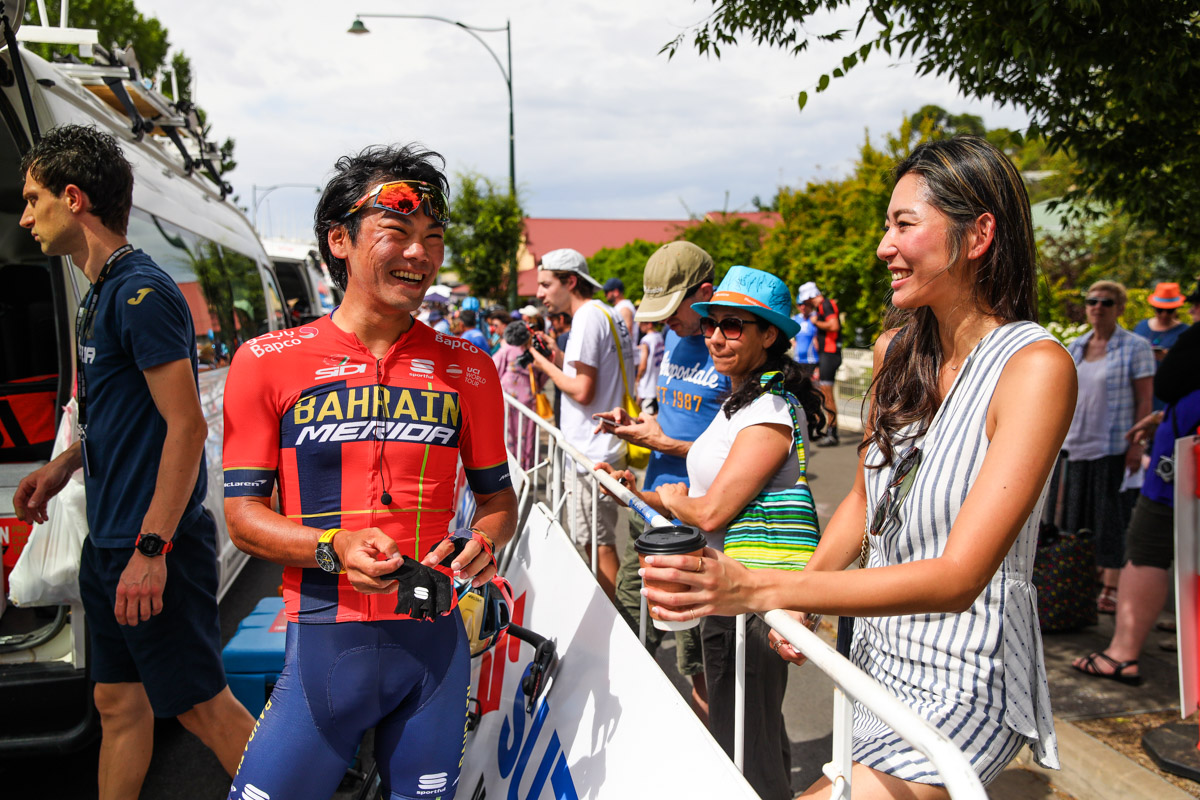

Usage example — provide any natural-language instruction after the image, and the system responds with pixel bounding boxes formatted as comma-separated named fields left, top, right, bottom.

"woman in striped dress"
left=641, top=136, right=1076, bottom=796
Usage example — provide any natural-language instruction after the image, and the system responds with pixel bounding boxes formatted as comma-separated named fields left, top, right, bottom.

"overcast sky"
left=136, top=0, right=1030, bottom=241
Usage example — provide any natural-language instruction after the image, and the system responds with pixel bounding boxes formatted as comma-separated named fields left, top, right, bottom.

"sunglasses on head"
left=870, top=445, right=922, bottom=537
left=699, top=315, right=762, bottom=340
left=1084, top=296, right=1115, bottom=307
left=342, top=180, right=450, bottom=223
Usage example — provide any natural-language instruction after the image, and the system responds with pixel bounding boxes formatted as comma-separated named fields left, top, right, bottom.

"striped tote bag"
left=724, top=373, right=820, bottom=571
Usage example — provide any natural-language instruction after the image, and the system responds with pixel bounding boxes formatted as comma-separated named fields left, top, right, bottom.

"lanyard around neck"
left=75, top=244, right=134, bottom=433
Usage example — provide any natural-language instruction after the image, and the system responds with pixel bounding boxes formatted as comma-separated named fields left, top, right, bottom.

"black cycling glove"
left=382, top=558, right=455, bottom=620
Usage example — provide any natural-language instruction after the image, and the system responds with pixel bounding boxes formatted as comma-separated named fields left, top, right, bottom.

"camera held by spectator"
left=514, top=322, right=553, bottom=368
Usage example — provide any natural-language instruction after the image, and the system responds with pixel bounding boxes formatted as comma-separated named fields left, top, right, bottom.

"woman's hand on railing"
left=768, top=610, right=817, bottom=666
left=640, top=547, right=761, bottom=619
left=656, top=482, right=688, bottom=518
left=594, top=462, right=637, bottom=506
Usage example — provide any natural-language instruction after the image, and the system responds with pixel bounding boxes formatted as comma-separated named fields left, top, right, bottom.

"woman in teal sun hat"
left=602, top=264, right=827, bottom=800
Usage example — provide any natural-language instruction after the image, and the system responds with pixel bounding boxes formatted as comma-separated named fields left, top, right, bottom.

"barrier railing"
left=499, top=394, right=987, bottom=798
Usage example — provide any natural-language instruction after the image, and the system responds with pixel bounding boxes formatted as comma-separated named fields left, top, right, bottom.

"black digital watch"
left=135, top=532, right=173, bottom=557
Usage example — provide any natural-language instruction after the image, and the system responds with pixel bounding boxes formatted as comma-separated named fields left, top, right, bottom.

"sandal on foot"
left=1072, top=651, right=1142, bottom=685
left=1097, top=585, right=1118, bottom=614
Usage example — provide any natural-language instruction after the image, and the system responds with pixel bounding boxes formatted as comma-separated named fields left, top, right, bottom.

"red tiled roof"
left=513, top=213, right=781, bottom=298
left=704, top=211, right=782, bottom=228
left=522, top=218, right=691, bottom=261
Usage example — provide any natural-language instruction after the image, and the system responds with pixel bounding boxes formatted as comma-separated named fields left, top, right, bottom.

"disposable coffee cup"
left=633, top=524, right=707, bottom=631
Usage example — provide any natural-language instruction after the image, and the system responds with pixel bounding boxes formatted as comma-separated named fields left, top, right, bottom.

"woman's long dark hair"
left=864, top=136, right=1038, bottom=467
left=723, top=325, right=826, bottom=442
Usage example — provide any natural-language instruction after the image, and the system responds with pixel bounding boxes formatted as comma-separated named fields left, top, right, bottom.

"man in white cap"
left=793, top=282, right=821, bottom=379
left=529, top=248, right=635, bottom=600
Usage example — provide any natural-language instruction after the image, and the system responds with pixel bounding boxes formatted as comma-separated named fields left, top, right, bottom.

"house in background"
left=514, top=211, right=780, bottom=297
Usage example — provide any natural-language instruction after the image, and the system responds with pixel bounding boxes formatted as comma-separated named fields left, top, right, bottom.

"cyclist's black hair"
left=314, top=144, right=449, bottom=290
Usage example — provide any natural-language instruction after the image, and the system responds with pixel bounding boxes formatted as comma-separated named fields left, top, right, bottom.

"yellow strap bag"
left=597, top=303, right=651, bottom=469
left=529, top=369, right=554, bottom=420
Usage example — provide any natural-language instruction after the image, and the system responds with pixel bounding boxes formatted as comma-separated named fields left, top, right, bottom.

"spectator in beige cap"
left=594, top=240, right=729, bottom=723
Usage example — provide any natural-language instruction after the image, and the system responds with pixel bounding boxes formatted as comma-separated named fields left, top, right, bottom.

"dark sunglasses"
left=699, top=315, right=762, bottom=340
left=341, top=180, right=450, bottom=223
left=869, top=445, right=922, bottom=536
left=1084, top=296, right=1116, bottom=308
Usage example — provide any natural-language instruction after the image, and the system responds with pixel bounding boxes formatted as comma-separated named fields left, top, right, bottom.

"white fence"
left=496, top=394, right=987, bottom=798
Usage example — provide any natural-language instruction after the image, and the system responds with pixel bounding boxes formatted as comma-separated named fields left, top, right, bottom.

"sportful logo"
left=240, top=784, right=270, bottom=800
left=411, top=358, right=435, bottom=375
left=413, top=587, right=430, bottom=600
left=417, top=772, right=449, bottom=795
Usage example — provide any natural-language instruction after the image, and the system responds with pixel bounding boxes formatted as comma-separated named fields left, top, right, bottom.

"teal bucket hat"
left=691, top=265, right=801, bottom=338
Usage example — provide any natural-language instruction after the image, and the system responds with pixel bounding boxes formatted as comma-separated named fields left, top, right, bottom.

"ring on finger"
left=695, top=557, right=704, bottom=573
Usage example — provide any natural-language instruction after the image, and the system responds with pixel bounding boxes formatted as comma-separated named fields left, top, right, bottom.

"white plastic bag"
left=8, top=399, right=89, bottom=607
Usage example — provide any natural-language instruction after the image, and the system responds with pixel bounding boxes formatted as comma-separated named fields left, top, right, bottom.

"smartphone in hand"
left=591, top=413, right=618, bottom=431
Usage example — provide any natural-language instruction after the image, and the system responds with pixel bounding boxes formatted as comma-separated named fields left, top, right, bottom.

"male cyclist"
left=222, top=144, right=516, bottom=800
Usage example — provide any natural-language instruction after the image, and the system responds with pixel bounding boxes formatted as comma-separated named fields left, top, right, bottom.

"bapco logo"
left=411, top=358, right=435, bottom=375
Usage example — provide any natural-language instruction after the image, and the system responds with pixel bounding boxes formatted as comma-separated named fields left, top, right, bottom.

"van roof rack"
left=14, top=6, right=233, bottom=198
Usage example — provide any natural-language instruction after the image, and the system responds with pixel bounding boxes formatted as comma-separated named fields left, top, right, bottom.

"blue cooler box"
left=223, top=596, right=287, bottom=717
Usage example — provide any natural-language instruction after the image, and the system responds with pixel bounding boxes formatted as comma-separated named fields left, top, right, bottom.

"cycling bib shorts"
left=228, top=613, right=470, bottom=800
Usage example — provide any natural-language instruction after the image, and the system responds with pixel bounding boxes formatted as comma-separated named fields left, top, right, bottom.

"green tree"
left=664, top=1, right=1200, bottom=249
left=588, top=240, right=666, bottom=302
left=22, top=0, right=236, bottom=175
left=23, top=0, right=169, bottom=74
left=682, top=216, right=768, bottom=278
left=444, top=173, right=524, bottom=302
left=752, top=120, right=910, bottom=343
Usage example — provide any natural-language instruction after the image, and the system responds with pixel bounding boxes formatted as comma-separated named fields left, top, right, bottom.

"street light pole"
left=349, top=13, right=518, bottom=307
left=252, top=183, right=322, bottom=232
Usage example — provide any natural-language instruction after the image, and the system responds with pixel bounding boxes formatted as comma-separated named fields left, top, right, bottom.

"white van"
left=0, top=16, right=287, bottom=753
left=262, top=237, right=343, bottom=324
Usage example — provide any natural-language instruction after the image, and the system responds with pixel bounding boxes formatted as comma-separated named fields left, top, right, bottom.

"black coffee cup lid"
left=633, top=525, right=706, bottom=555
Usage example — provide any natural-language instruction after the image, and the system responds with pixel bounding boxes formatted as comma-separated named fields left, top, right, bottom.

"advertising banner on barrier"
left=458, top=501, right=756, bottom=799
left=1175, top=434, right=1200, bottom=716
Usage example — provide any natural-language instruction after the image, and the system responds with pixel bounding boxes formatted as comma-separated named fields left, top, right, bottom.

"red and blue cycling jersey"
left=222, top=313, right=510, bottom=624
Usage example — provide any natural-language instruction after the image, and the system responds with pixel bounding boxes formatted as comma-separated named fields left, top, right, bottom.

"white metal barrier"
left=499, top=394, right=987, bottom=798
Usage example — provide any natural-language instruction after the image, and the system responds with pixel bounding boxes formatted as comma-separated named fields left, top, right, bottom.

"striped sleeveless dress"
left=852, top=321, right=1061, bottom=785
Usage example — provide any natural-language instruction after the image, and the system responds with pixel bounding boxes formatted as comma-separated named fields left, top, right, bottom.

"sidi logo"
left=314, top=363, right=368, bottom=380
